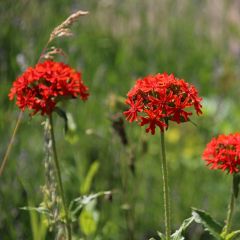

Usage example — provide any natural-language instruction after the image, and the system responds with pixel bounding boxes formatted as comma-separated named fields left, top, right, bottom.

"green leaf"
left=20, top=206, right=50, bottom=216
left=192, top=208, right=223, bottom=239
left=157, top=231, right=166, bottom=240
left=65, top=112, right=77, bottom=131
left=54, top=107, right=68, bottom=133
left=225, top=230, right=240, bottom=240
left=171, top=216, right=194, bottom=240
left=26, top=200, right=48, bottom=240
left=233, top=174, right=240, bottom=199
left=189, top=119, right=198, bottom=127
left=80, top=161, right=100, bottom=195
left=69, top=191, right=111, bottom=221
left=79, top=209, right=97, bottom=236
left=17, top=176, right=47, bottom=240
left=64, top=112, right=80, bottom=144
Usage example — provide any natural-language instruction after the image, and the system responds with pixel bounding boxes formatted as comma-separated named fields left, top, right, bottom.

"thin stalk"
left=48, top=114, right=71, bottom=240
left=160, top=132, right=171, bottom=239
left=224, top=176, right=235, bottom=235
left=0, top=111, right=23, bottom=176
left=0, top=38, right=51, bottom=177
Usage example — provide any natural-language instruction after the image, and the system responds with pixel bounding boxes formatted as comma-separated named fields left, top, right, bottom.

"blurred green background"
left=1, top=0, right=240, bottom=239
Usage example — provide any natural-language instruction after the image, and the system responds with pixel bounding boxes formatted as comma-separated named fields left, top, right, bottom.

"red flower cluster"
left=123, top=73, right=202, bottom=134
left=202, top=133, right=240, bottom=174
left=9, top=60, right=89, bottom=115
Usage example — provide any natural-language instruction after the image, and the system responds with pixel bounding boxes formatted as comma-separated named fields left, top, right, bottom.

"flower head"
left=123, top=73, right=202, bottom=134
left=9, top=60, right=89, bottom=115
left=202, top=133, right=240, bottom=174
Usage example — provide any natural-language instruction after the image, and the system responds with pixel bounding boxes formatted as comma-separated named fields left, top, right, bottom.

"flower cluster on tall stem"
left=8, top=59, right=89, bottom=240
left=1, top=10, right=90, bottom=240
left=123, top=73, right=202, bottom=240
left=202, top=133, right=240, bottom=236
left=124, top=73, right=202, bottom=134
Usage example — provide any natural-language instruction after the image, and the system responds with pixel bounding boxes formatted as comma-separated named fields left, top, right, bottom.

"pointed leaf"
left=54, top=107, right=68, bottom=133
left=225, top=230, right=240, bottom=240
left=189, top=119, right=198, bottom=127
left=79, top=209, right=97, bottom=236
left=171, top=216, right=194, bottom=240
left=20, top=206, right=50, bottom=216
left=80, top=161, right=100, bottom=194
left=26, top=201, right=48, bottom=240
left=69, top=191, right=112, bottom=220
left=157, top=231, right=166, bottom=240
left=233, top=174, right=240, bottom=199
left=192, top=208, right=223, bottom=239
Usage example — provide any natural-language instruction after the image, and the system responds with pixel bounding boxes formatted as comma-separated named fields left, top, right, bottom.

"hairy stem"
left=224, top=176, right=235, bottom=235
left=160, top=132, right=171, bottom=239
left=49, top=114, right=71, bottom=240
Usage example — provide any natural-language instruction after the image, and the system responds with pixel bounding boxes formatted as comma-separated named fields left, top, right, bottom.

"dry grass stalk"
left=49, top=10, right=89, bottom=42
left=43, top=47, right=67, bottom=60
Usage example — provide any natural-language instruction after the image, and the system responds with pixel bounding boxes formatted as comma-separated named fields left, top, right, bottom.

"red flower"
left=9, top=60, right=89, bottom=115
left=124, top=96, right=143, bottom=122
left=202, top=133, right=240, bottom=174
left=140, top=109, right=167, bottom=134
left=123, top=73, right=202, bottom=134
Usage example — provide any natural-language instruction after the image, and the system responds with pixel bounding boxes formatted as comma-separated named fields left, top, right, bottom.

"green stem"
left=160, top=132, right=171, bottom=239
left=224, top=176, right=235, bottom=235
left=49, top=114, right=72, bottom=240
